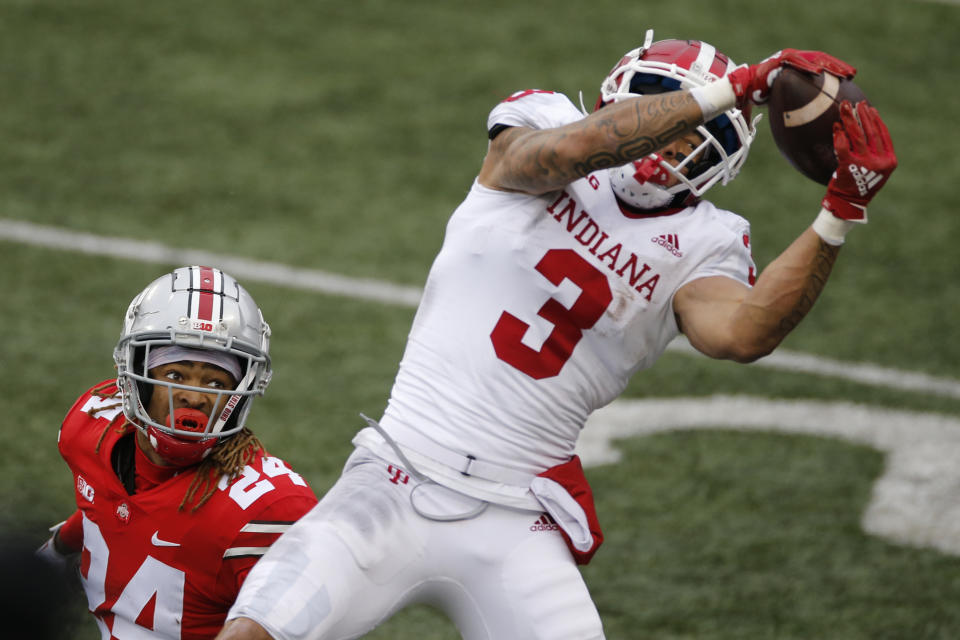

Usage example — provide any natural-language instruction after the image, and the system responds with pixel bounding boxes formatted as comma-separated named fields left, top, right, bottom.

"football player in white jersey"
left=217, top=31, right=896, bottom=640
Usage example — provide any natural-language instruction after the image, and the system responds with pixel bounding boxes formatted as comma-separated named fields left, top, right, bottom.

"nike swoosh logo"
left=151, top=531, right=181, bottom=548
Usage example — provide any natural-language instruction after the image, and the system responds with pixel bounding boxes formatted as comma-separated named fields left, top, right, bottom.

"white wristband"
left=812, top=207, right=856, bottom=246
left=689, top=77, right=736, bottom=121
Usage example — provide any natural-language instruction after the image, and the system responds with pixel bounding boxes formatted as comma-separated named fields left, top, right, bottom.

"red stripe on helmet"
left=643, top=40, right=701, bottom=70
left=196, top=266, right=216, bottom=321
left=708, top=51, right=732, bottom=78
left=644, top=39, right=732, bottom=80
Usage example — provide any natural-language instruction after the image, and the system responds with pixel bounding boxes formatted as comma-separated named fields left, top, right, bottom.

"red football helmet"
left=597, top=30, right=759, bottom=210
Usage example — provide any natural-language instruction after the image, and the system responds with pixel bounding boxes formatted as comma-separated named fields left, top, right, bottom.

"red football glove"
left=821, top=100, right=897, bottom=221
left=727, top=49, right=857, bottom=107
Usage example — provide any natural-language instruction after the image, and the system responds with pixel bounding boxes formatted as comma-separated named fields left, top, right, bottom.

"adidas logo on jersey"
left=651, top=234, right=683, bottom=257
left=530, top=514, right=560, bottom=532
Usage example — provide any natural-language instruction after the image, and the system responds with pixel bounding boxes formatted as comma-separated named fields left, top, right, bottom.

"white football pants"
left=227, top=447, right=605, bottom=640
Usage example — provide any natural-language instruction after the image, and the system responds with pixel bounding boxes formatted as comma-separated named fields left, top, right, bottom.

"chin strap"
left=210, top=365, right=257, bottom=436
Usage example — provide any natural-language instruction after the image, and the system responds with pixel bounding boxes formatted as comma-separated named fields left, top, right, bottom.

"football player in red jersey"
left=217, top=31, right=895, bottom=640
left=37, top=266, right=318, bottom=639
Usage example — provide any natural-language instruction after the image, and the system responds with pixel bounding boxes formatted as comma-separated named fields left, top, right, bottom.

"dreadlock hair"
left=179, top=428, right=264, bottom=512
left=92, top=380, right=130, bottom=452
left=90, top=381, right=265, bottom=513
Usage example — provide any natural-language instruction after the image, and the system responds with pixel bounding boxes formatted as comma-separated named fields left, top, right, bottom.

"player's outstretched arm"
left=478, top=91, right=706, bottom=195
left=478, top=48, right=856, bottom=197
left=674, top=229, right=840, bottom=363
left=674, top=99, right=896, bottom=362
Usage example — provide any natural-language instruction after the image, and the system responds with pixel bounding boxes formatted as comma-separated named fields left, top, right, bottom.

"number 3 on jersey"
left=490, top=248, right=612, bottom=379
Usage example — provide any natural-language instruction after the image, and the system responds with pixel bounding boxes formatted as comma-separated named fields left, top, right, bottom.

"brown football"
left=767, top=67, right=869, bottom=185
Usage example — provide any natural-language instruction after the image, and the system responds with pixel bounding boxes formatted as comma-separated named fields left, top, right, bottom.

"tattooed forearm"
left=493, top=91, right=704, bottom=193
left=574, top=92, right=701, bottom=175
left=777, top=238, right=841, bottom=336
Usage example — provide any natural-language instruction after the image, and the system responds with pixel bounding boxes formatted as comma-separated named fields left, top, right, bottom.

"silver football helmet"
left=113, top=266, right=272, bottom=465
left=597, top=29, right=760, bottom=210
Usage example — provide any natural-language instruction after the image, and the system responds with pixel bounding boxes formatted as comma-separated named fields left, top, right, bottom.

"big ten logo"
left=192, top=320, right=214, bottom=332
left=77, top=475, right=95, bottom=503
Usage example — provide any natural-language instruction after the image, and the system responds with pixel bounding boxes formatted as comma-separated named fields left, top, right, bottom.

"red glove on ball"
left=728, top=49, right=857, bottom=107
left=821, top=100, right=897, bottom=221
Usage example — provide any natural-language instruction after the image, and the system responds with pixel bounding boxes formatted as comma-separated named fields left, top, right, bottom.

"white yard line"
left=0, top=218, right=422, bottom=307
left=579, top=396, right=960, bottom=556
left=667, top=337, right=960, bottom=400
left=3, top=218, right=960, bottom=399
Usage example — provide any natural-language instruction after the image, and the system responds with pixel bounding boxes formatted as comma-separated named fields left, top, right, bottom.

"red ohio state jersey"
left=57, top=381, right=318, bottom=639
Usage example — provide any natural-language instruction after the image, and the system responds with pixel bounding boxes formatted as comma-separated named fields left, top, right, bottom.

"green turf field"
left=2, top=0, right=959, bottom=637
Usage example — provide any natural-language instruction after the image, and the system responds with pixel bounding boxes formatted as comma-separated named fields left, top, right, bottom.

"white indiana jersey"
left=368, top=89, right=755, bottom=505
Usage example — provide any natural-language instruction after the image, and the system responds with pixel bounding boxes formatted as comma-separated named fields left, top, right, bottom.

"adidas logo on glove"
left=849, top=164, right=884, bottom=197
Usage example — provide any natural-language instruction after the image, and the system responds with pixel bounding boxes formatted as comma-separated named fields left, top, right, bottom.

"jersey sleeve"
left=58, top=379, right=123, bottom=460
left=487, top=90, right=585, bottom=134
left=56, top=509, right=84, bottom=552
left=680, top=210, right=757, bottom=289
left=58, top=386, right=98, bottom=455
left=219, top=481, right=318, bottom=594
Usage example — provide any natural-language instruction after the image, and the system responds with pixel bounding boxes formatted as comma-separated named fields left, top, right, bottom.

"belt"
left=362, top=415, right=536, bottom=487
